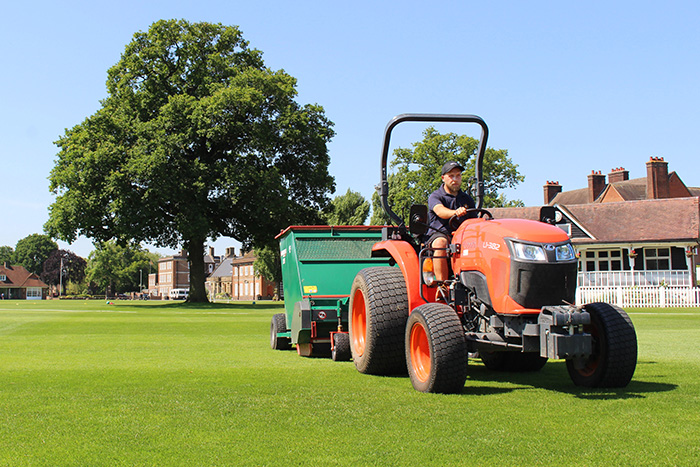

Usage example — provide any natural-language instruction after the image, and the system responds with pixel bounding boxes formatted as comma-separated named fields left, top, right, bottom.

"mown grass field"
left=1, top=300, right=698, bottom=466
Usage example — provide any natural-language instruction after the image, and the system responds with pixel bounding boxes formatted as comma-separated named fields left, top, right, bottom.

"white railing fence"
left=576, top=286, right=700, bottom=308
left=577, top=271, right=691, bottom=287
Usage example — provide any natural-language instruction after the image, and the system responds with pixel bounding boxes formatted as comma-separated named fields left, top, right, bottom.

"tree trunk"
left=186, top=237, right=209, bottom=303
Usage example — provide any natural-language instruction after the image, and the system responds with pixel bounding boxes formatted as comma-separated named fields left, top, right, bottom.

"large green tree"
left=321, top=189, right=370, bottom=225
left=370, top=127, right=524, bottom=225
left=86, top=241, right=159, bottom=296
left=14, top=234, right=58, bottom=275
left=0, top=246, right=13, bottom=265
left=46, top=20, right=335, bottom=302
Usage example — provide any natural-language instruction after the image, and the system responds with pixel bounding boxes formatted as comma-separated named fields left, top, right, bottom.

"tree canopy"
left=370, top=127, right=524, bottom=225
left=13, top=234, right=58, bottom=275
left=0, top=246, right=13, bottom=265
left=46, top=20, right=335, bottom=302
left=321, top=189, right=370, bottom=226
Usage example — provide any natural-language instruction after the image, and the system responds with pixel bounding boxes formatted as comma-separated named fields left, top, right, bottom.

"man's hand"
left=434, top=203, right=469, bottom=220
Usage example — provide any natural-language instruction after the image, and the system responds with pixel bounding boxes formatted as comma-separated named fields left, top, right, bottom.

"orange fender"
left=371, top=240, right=433, bottom=313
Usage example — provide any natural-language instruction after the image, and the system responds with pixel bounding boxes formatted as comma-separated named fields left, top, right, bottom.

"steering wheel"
left=448, top=208, right=493, bottom=230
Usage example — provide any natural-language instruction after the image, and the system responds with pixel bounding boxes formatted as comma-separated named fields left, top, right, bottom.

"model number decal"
left=483, top=241, right=501, bottom=251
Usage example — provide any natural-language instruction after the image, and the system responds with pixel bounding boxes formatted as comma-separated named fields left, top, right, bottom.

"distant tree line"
left=1, top=234, right=159, bottom=297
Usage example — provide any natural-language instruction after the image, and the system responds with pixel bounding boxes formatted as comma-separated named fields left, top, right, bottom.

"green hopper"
left=271, top=225, right=393, bottom=360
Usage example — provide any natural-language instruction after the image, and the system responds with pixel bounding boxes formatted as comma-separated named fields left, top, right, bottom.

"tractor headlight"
left=555, top=243, right=576, bottom=261
left=511, top=241, right=546, bottom=262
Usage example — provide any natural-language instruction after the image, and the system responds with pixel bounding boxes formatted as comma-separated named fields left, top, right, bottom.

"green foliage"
left=322, top=188, right=370, bottom=225
left=370, top=127, right=524, bottom=225
left=13, top=234, right=58, bottom=275
left=0, top=303, right=698, bottom=465
left=46, top=19, right=335, bottom=302
left=85, top=241, right=159, bottom=294
left=0, top=245, right=13, bottom=264
left=253, top=245, right=282, bottom=284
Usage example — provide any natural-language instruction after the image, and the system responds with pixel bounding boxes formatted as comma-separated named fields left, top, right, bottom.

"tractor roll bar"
left=379, top=113, right=489, bottom=227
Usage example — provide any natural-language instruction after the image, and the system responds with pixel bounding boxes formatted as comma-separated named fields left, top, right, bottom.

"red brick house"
left=494, top=157, right=700, bottom=289
left=231, top=251, right=276, bottom=301
left=0, top=263, right=49, bottom=299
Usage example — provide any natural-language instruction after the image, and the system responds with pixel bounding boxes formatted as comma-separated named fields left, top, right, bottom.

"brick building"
left=231, top=251, right=276, bottom=300
left=495, top=157, right=700, bottom=287
left=0, top=263, right=49, bottom=299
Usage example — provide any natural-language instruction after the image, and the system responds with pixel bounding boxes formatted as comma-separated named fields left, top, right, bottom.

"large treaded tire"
left=270, top=313, right=291, bottom=350
left=406, top=303, right=468, bottom=394
left=566, top=302, right=637, bottom=388
left=349, top=267, right=409, bottom=375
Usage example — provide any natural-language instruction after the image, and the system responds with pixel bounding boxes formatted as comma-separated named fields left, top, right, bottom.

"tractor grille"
left=509, top=260, right=577, bottom=309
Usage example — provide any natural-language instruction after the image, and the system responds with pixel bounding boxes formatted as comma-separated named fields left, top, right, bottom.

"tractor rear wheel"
left=349, top=267, right=408, bottom=375
left=566, top=302, right=637, bottom=388
left=405, top=303, right=468, bottom=394
left=270, top=313, right=291, bottom=350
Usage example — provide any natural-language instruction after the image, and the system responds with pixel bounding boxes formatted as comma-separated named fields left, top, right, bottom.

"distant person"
left=427, top=161, right=476, bottom=283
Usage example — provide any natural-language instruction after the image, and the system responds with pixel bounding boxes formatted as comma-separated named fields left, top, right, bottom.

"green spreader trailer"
left=271, top=225, right=393, bottom=360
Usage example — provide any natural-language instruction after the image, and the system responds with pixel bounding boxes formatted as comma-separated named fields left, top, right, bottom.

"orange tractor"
left=347, top=114, right=637, bottom=393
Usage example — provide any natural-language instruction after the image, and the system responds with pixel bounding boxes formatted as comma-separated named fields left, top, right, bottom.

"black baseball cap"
left=441, top=161, right=464, bottom=175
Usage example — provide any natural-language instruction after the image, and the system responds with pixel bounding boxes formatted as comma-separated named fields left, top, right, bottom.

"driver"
left=427, top=161, right=476, bottom=282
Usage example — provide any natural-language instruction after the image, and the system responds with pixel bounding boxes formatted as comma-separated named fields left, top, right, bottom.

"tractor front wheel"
left=566, top=302, right=637, bottom=388
left=349, top=267, right=408, bottom=375
left=405, top=303, right=467, bottom=393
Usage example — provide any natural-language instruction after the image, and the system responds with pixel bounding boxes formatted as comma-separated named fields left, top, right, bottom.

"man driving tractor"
left=427, top=161, right=476, bottom=283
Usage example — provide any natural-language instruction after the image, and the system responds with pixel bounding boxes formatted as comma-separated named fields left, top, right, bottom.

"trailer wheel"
left=349, top=267, right=408, bottom=375
left=405, top=303, right=467, bottom=394
left=332, top=333, right=351, bottom=361
left=270, top=313, right=291, bottom=350
left=566, top=302, right=637, bottom=388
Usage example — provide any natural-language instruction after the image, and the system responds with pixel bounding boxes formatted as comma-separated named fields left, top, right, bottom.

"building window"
left=645, top=248, right=670, bottom=270
left=584, top=250, right=623, bottom=272
left=26, top=287, right=42, bottom=298
left=0, top=274, right=6, bottom=281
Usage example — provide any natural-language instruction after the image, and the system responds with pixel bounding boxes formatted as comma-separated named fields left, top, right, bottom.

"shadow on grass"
left=459, top=359, right=677, bottom=399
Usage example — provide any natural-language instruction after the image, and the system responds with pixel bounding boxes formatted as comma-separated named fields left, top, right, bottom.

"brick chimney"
left=608, top=167, right=629, bottom=184
left=646, top=156, right=670, bottom=199
left=587, top=170, right=606, bottom=203
left=543, top=181, right=562, bottom=204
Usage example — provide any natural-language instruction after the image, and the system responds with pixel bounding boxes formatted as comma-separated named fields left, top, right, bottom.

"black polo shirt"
left=427, top=185, right=476, bottom=235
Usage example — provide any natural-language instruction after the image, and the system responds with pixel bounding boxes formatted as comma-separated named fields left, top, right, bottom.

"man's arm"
left=433, top=203, right=468, bottom=219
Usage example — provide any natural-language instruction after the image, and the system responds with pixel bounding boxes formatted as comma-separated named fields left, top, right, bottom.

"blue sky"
left=1, top=1, right=698, bottom=258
